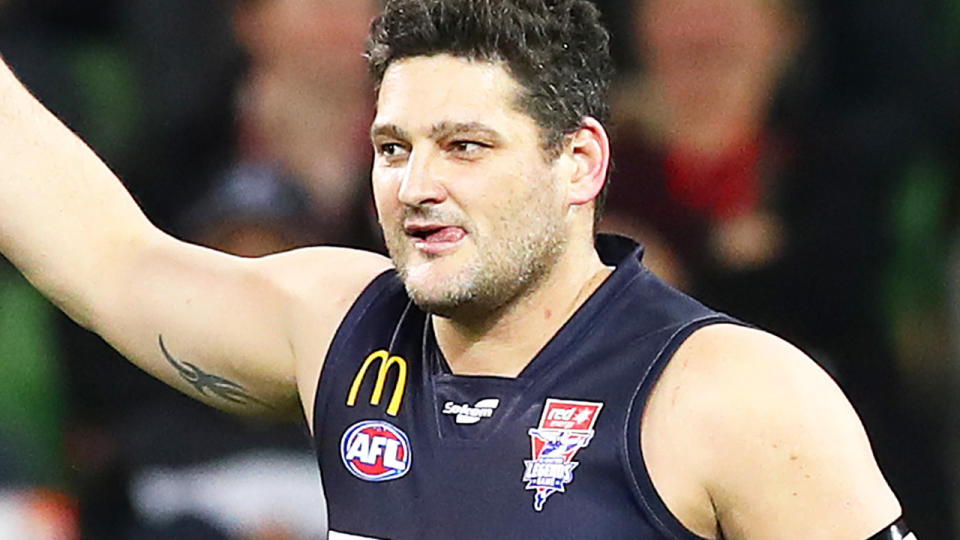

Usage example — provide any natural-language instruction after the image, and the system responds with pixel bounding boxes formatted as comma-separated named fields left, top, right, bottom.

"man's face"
left=234, top=0, right=377, bottom=84
left=639, top=0, right=793, bottom=116
left=371, top=55, right=569, bottom=318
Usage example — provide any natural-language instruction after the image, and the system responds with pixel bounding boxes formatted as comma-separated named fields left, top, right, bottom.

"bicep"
left=84, top=236, right=390, bottom=419
left=696, top=328, right=901, bottom=539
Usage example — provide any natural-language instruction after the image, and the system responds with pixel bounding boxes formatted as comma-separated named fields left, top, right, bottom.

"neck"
left=432, top=238, right=612, bottom=377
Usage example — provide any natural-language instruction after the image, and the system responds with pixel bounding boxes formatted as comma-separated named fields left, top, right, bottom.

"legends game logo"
left=522, top=398, right=603, bottom=511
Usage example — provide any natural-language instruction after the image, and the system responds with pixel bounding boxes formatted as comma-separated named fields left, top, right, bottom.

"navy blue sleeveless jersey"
left=313, top=236, right=737, bottom=539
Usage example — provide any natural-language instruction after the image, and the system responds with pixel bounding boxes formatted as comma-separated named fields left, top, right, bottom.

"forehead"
left=641, top=0, right=788, bottom=24
left=373, top=55, right=536, bottom=136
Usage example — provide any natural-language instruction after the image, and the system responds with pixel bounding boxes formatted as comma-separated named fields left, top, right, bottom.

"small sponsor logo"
left=340, top=420, right=411, bottom=482
left=441, top=398, right=500, bottom=425
left=523, top=398, right=603, bottom=511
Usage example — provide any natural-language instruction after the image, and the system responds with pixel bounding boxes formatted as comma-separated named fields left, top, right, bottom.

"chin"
left=401, top=273, right=473, bottom=314
left=407, top=295, right=470, bottom=319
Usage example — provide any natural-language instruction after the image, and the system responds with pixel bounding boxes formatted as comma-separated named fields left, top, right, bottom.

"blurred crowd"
left=0, top=0, right=957, bottom=538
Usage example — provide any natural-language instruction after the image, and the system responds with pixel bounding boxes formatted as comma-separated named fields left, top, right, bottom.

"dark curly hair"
left=366, top=0, right=615, bottom=218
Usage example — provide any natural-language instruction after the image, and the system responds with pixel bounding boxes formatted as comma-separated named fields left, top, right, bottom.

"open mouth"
left=405, top=224, right=467, bottom=247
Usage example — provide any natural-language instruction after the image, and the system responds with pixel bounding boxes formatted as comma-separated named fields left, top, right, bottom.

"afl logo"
left=340, top=420, right=412, bottom=482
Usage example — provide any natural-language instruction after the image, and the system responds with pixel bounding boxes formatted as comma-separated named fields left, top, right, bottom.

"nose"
left=397, top=148, right=446, bottom=207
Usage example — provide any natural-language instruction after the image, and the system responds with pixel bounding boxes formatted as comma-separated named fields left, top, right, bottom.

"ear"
left=562, top=117, right=610, bottom=207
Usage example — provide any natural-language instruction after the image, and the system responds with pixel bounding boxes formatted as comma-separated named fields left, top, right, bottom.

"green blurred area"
left=0, top=269, right=65, bottom=487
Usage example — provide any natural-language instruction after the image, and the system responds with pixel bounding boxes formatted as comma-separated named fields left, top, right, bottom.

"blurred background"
left=0, top=0, right=956, bottom=538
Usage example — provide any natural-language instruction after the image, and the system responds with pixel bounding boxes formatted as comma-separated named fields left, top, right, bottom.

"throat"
left=433, top=264, right=614, bottom=378
left=440, top=342, right=532, bottom=378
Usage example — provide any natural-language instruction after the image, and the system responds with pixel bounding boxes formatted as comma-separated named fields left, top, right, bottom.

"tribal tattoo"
left=158, top=335, right=272, bottom=409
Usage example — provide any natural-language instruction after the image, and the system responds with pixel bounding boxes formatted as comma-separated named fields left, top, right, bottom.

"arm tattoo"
left=158, top=335, right=272, bottom=409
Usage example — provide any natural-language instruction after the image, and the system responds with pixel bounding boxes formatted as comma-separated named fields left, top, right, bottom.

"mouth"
left=404, top=223, right=467, bottom=254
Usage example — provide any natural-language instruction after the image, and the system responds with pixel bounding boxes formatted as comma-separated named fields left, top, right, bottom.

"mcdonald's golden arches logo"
left=347, top=350, right=408, bottom=416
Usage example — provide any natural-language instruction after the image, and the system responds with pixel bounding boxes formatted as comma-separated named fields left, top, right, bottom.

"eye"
left=449, top=140, right=488, bottom=155
left=375, top=141, right=410, bottom=164
left=378, top=142, right=404, bottom=156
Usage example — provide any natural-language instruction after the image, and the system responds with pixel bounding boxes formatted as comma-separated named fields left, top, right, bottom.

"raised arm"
left=0, top=58, right=391, bottom=422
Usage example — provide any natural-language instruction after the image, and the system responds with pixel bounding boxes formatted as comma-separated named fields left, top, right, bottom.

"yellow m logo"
left=346, top=350, right=408, bottom=416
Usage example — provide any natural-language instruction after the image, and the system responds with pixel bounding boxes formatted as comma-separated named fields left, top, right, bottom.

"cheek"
left=495, top=170, right=562, bottom=220
left=371, top=168, right=401, bottom=218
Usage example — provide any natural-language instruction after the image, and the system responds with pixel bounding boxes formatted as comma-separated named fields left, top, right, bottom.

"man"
left=0, top=0, right=910, bottom=538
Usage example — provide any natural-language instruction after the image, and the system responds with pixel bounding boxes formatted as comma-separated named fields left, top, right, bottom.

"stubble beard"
left=386, top=209, right=568, bottom=321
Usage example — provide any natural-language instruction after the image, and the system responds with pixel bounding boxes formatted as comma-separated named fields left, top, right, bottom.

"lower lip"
left=411, top=228, right=466, bottom=255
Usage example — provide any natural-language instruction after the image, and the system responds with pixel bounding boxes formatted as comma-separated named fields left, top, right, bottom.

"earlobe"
left=566, top=117, right=610, bottom=206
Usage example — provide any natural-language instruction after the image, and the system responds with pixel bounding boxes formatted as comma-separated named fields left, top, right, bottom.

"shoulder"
left=643, top=324, right=901, bottom=539
left=251, top=246, right=394, bottom=429
left=660, top=324, right=863, bottom=445
left=255, top=246, right=394, bottom=306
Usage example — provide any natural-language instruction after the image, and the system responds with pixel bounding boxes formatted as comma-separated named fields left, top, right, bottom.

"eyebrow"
left=428, top=121, right=502, bottom=143
left=370, top=123, right=410, bottom=142
left=370, top=121, right=502, bottom=143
